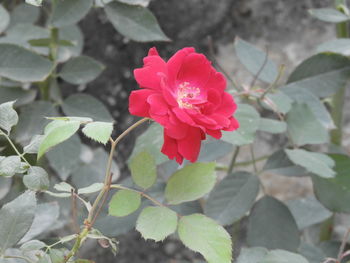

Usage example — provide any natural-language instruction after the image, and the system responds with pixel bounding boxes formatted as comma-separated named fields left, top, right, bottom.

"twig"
left=226, top=147, right=240, bottom=176
left=337, top=228, right=350, bottom=262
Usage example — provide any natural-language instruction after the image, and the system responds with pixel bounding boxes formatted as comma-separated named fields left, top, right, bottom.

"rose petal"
left=128, top=89, right=154, bottom=117
left=162, top=131, right=183, bottom=164
left=177, top=127, right=203, bottom=163
left=134, top=55, right=166, bottom=90
left=207, top=129, right=222, bottom=139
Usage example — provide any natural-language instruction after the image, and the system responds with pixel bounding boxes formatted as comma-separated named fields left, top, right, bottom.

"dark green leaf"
left=23, top=166, right=49, bottom=191
left=258, top=118, right=286, bottom=134
left=236, top=247, right=268, bottom=263
left=105, top=1, right=170, bottom=42
left=0, top=5, right=9, bottom=34
left=0, top=87, right=36, bottom=107
left=260, top=249, right=309, bottom=263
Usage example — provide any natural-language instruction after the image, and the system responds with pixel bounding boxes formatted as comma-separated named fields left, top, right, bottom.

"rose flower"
left=129, top=47, right=239, bottom=164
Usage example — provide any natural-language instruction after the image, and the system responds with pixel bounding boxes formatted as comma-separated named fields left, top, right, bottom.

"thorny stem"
left=0, top=130, right=31, bottom=166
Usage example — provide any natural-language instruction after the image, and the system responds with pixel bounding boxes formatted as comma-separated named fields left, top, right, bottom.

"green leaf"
left=258, top=118, right=287, bottom=134
left=23, top=166, right=49, bottom=191
left=309, top=8, right=350, bottom=23
left=10, top=3, right=40, bottom=27
left=286, top=103, right=328, bottom=146
left=247, top=196, right=300, bottom=251
left=284, top=87, right=335, bottom=129
left=262, top=91, right=292, bottom=114
left=20, top=202, right=59, bottom=243
left=23, top=135, right=44, bottom=154
left=78, top=183, right=104, bottom=195
left=38, top=120, right=80, bottom=160
left=25, top=0, right=43, bottom=7
left=50, top=0, right=93, bottom=28
left=136, top=206, right=177, bottom=242
left=286, top=196, right=332, bottom=230
left=57, top=25, right=84, bottom=62
left=285, top=53, right=350, bottom=97
left=221, top=104, right=260, bottom=146
left=0, top=191, right=36, bottom=253
left=0, top=44, right=53, bottom=82
left=128, top=123, right=168, bottom=165
left=28, top=38, right=75, bottom=47
left=235, top=37, right=278, bottom=83
left=62, top=94, right=113, bottom=122
left=260, top=249, right=309, bottom=263
left=117, top=0, right=150, bottom=6
left=236, top=247, right=268, bottom=263
left=205, top=171, right=259, bottom=226
left=20, top=239, right=46, bottom=251
left=312, top=154, right=350, bottom=212
left=0, top=5, right=10, bottom=34
left=0, top=156, right=21, bottom=177
left=87, top=229, right=117, bottom=255
left=105, top=1, right=170, bottom=42
left=316, top=38, right=350, bottom=56
left=130, top=151, right=157, bottom=190
left=298, top=242, right=326, bottom=263
left=109, top=189, right=141, bottom=217
left=165, top=162, right=216, bottom=205
left=0, top=101, right=18, bottom=134
left=178, top=213, right=232, bottom=263
left=285, top=149, right=335, bottom=178
left=60, top=56, right=105, bottom=85
left=54, top=182, right=74, bottom=192
left=82, top=121, right=113, bottom=145
left=46, top=135, right=82, bottom=181
left=0, top=86, right=36, bottom=107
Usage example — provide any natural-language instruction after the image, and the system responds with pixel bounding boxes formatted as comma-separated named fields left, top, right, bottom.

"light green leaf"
left=129, top=123, right=167, bottom=165
left=0, top=44, right=53, bottom=82
left=136, top=206, right=177, bottom=242
left=285, top=53, right=350, bottom=97
left=23, top=135, right=44, bottom=154
left=38, top=120, right=80, bottom=160
left=262, top=91, right=292, bottom=114
left=258, top=118, right=287, bottom=134
left=82, top=121, right=113, bottom=145
left=117, top=0, right=150, bottom=6
left=23, top=166, right=49, bottom=191
left=178, top=214, right=232, bottom=263
left=10, top=3, right=40, bottom=27
left=78, top=183, right=104, bottom=195
left=0, top=191, right=36, bottom=254
left=26, top=0, right=43, bottom=7
left=20, top=239, right=46, bottom=252
left=316, top=38, right=350, bottom=56
left=235, top=37, right=278, bottom=83
left=0, top=156, right=21, bottom=177
left=0, top=101, right=18, bottom=134
left=46, top=135, right=82, bottom=181
left=60, top=56, right=105, bottom=85
left=109, top=189, right=141, bottom=217
left=309, top=8, right=350, bottom=23
left=260, top=249, right=309, bottom=263
left=247, top=196, right=300, bottom=251
left=236, top=247, right=268, bottom=263
left=165, top=162, right=216, bottom=205
left=204, top=171, right=259, bottom=226
left=0, top=5, right=10, bottom=34
left=54, top=182, right=74, bottom=192
left=105, top=1, right=170, bottom=42
left=28, top=38, right=75, bottom=47
left=221, top=104, right=260, bottom=146
left=50, top=0, right=93, bottom=28
left=286, top=103, right=328, bottom=146
left=285, top=149, right=335, bottom=178
left=130, top=151, right=157, bottom=190
left=62, top=94, right=113, bottom=122
left=286, top=196, right=332, bottom=230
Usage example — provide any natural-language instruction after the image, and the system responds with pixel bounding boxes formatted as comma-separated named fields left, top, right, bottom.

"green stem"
left=226, top=147, right=240, bottom=176
left=0, top=130, right=31, bottom=166
left=114, top=118, right=150, bottom=145
left=330, top=1, right=349, bottom=146
left=63, top=227, right=89, bottom=263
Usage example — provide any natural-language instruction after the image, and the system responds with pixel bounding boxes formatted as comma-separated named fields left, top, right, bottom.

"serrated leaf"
left=235, top=37, right=278, bottom=83
left=62, top=94, right=113, bottom=122
left=165, top=162, right=216, bottom=205
left=0, top=5, right=10, bottom=34
left=105, top=1, right=170, bottom=42
left=0, top=101, right=18, bottom=134
left=50, top=0, right=93, bottom=28
left=109, top=189, right=141, bottom=217
left=130, top=151, right=157, bottom=189
left=0, top=191, right=36, bottom=253
left=260, top=249, right=309, bottom=263
left=60, top=56, right=104, bottom=85
left=0, top=44, right=53, bottom=82
left=204, top=171, right=259, bottom=226
left=78, top=183, right=104, bottom=195
left=38, top=120, right=80, bottom=160
left=23, top=166, right=50, bottom=191
left=82, top=121, right=113, bottom=145
left=0, top=156, right=21, bottom=177
left=247, top=196, right=300, bottom=251
left=309, top=8, right=350, bottom=23
left=136, top=206, right=177, bottom=242
left=178, top=213, right=232, bottom=263
left=23, top=135, right=44, bottom=154
left=285, top=149, right=335, bottom=178
left=258, top=118, right=287, bottom=134
left=221, top=104, right=260, bottom=146
left=286, top=103, right=328, bottom=146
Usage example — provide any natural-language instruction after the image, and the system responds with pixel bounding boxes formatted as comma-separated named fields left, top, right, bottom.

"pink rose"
left=129, top=47, right=239, bottom=164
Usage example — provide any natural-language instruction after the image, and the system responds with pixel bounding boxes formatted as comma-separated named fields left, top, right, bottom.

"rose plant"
left=1, top=0, right=350, bottom=263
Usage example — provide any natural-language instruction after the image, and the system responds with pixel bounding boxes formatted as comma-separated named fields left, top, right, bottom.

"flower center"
left=177, top=82, right=200, bottom=109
